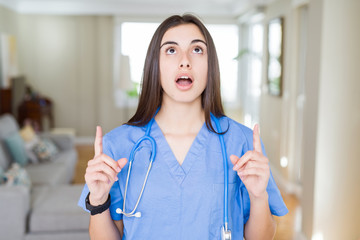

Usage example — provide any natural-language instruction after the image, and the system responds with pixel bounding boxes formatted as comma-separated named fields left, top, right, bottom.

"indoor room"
left=0, top=0, right=359, bottom=239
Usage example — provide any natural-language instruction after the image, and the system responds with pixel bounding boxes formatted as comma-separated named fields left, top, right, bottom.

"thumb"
left=230, top=155, right=239, bottom=165
left=117, top=158, right=128, bottom=169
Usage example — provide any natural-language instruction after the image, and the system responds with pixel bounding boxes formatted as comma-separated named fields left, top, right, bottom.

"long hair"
left=127, top=14, right=225, bottom=133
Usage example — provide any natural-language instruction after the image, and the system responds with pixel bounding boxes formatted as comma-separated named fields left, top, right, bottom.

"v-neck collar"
left=151, top=120, right=209, bottom=186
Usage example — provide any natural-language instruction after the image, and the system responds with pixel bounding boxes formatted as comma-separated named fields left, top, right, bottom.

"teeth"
left=179, top=76, right=189, bottom=79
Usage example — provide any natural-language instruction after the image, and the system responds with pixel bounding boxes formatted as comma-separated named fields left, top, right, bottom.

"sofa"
left=0, top=113, right=89, bottom=240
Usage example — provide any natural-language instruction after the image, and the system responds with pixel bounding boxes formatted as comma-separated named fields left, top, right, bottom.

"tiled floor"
left=73, top=145, right=299, bottom=239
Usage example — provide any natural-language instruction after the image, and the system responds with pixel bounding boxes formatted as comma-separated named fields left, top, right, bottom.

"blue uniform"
left=78, top=116, right=288, bottom=239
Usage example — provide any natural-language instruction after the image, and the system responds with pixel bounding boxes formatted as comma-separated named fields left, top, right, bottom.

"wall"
left=16, top=14, right=125, bottom=137
left=0, top=6, right=17, bottom=35
left=259, top=1, right=360, bottom=238
left=301, top=0, right=322, bottom=237
left=260, top=0, right=294, bottom=185
left=301, top=0, right=360, bottom=239
left=0, top=6, right=19, bottom=89
left=311, top=0, right=360, bottom=238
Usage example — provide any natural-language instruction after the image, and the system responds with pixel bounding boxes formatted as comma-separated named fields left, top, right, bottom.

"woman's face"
left=159, top=23, right=208, bottom=106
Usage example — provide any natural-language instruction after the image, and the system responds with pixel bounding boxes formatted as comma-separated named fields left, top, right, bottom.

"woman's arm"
left=89, top=210, right=122, bottom=239
left=114, top=220, right=124, bottom=238
left=85, top=126, right=127, bottom=239
left=243, top=193, right=276, bottom=239
left=230, top=124, right=276, bottom=239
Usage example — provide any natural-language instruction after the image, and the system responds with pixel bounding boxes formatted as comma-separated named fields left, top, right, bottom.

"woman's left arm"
left=230, top=124, right=276, bottom=240
left=242, top=193, right=276, bottom=239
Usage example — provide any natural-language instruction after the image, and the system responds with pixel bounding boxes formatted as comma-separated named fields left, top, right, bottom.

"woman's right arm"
left=89, top=211, right=123, bottom=239
left=85, top=126, right=127, bottom=239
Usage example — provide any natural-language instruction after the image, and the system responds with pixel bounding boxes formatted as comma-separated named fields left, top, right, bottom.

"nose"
left=179, top=54, right=191, bottom=69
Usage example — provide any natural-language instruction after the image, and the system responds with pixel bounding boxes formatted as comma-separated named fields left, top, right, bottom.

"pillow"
left=4, top=163, right=31, bottom=187
left=4, top=132, right=28, bottom=167
left=20, top=125, right=40, bottom=164
left=24, top=135, right=40, bottom=164
left=32, top=138, right=59, bottom=162
left=19, top=124, right=37, bottom=142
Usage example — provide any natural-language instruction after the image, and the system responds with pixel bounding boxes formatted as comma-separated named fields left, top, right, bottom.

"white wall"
left=0, top=6, right=17, bottom=35
left=0, top=6, right=19, bottom=89
left=257, top=0, right=360, bottom=238
left=260, top=0, right=295, bottom=185
left=1, top=8, right=132, bottom=137
left=302, top=0, right=360, bottom=239
left=312, top=0, right=360, bottom=238
left=16, top=14, right=125, bottom=137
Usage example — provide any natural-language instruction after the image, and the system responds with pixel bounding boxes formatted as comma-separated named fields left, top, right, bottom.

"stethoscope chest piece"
left=221, top=226, right=232, bottom=240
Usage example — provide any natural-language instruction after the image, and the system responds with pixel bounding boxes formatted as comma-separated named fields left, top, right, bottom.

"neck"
left=155, top=100, right=204, bottom=134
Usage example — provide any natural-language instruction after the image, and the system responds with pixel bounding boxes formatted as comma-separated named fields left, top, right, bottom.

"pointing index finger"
left=94, top=126, right=103, bottom=157
left=253, top=124, right=262, bottom=153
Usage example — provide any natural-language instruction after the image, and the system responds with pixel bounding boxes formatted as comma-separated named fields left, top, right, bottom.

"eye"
left=193, top=47, right=203, bottom=54
left=166, top=47, right=176, bottom=55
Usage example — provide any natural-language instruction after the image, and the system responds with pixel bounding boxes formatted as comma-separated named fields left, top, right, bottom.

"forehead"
left=161, top=23, right=205, bottom=43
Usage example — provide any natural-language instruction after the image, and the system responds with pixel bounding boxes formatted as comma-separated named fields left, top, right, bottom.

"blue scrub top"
left=78, top=116, right=288, bottom=239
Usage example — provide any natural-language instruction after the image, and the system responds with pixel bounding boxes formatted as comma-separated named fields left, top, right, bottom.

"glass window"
left=121, top=22, right=159, bottom=84
left=207, top=24, right=239, bottom=103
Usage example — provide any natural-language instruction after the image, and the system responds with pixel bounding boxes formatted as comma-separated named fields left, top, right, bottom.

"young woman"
left=78, top=14, right=288, bottom=239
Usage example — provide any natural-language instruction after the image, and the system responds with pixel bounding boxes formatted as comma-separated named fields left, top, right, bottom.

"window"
left=240, top=22, right=264, bottom=128
left=121, top=22, right=159, bottom=84
left=207, top=24, right=238, bottom=103
left=113, top=21, right=159, bottom=107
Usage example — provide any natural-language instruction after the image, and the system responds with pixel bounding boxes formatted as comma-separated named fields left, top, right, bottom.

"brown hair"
left=127, top=14, right=225, bottom=133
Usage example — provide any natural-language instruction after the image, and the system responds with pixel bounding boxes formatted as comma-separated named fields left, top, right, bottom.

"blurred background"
left=0, top=0, right=359, bottom=239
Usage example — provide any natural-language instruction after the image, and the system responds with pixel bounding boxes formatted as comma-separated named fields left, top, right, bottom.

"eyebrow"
left=160, top=39, right=207, bottom=49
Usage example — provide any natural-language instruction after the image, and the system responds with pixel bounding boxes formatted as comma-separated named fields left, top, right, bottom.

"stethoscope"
left=115, top=113, right=232, bottom=240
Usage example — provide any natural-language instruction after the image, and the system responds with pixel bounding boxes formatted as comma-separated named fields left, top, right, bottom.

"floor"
left=73, top=145, right=299, bottom=239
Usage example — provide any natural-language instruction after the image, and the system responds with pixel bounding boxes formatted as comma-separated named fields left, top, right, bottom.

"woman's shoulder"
left=103, top=124, right=145, bottom=144
left=102, top=124, right=146, bottom=157
left=220, top=116, right=253, bottom=138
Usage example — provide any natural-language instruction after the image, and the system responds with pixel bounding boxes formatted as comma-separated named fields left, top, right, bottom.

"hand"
left=230, top=124, right=270, bottom=199
left=84, top=126, right=128, bottom=205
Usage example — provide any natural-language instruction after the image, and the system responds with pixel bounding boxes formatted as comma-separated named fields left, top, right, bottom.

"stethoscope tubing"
left=211, top=114, right=229, bottom=230
left=117, top=118, right=157, bottom=217
left=118, top=113, right=230, bottom=232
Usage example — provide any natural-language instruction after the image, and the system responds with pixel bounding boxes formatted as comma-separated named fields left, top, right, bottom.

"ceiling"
left=0, top=0, right=272, bottom=19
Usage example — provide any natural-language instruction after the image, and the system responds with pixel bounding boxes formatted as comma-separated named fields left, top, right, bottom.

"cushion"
left=32, top=138, right=59, bottom=162
left=4, top=132, right=28, bottom=166
left=19, top=124, right=37, bottom=142
left=24, top=136, right=40, bottom=164
left=20, top=125, right=40, bottom=164
left=30, top=185, right=89, bottom=232
left=4, top=163, right=31, bottom=187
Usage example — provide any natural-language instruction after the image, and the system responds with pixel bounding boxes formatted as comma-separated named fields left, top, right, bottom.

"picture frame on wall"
left=267, top=17, right=284, bottom=97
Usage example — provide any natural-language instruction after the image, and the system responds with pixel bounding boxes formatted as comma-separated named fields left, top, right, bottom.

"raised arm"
left=85, top=126, right=127, bottom=239
left=230, top=124, right=276, bottom=239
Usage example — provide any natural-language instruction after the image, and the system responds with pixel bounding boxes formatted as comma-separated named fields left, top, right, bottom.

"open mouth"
left=176, top=76, right=193, bottom=86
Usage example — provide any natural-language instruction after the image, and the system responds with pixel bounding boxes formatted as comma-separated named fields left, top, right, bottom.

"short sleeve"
left=78, top=183, right=90, bottom=212
left=109, top=179, right=124, bottom=220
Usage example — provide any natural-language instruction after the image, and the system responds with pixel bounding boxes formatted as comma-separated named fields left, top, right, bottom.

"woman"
left=78, top=14, right=288, bottom=239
